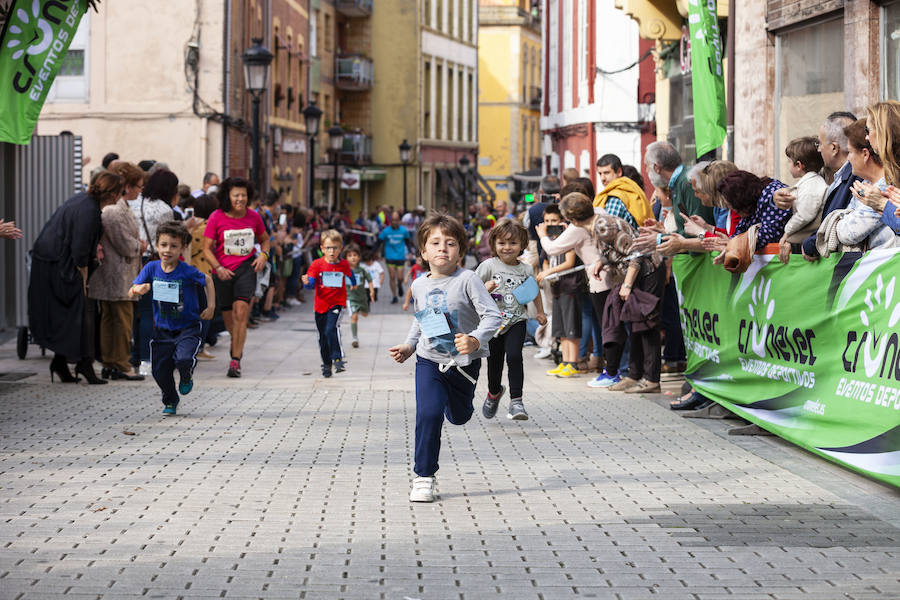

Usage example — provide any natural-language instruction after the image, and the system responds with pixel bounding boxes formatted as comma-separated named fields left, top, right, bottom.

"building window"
left=883, top=2, right=900, bottom=100
left=324, top=13, right=332, bottom=53
left=47, top=13, right=89, bottom=102
left=311, top=11, right=318, bottom=57
left=775, top=18, right=844, bottom=180
left=424, top=60, right=432, bottom=137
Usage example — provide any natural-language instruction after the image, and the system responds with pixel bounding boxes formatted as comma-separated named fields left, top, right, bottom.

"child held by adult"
left=130, top=221, right=215, bottom=415
left=476, top=219, right=547, bottom=420
left=388, top=215, right=501, bottom=503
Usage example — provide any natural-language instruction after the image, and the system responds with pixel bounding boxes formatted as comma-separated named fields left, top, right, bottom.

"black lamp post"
left=458, top=155, right=471, bottom=216
left=241, top=38, right=273, bottom=201
left=328, top=125, right=345, bottom=212
left=399, top=139, right=411, bottom=214
left=302, top=102, right=323, bottom=207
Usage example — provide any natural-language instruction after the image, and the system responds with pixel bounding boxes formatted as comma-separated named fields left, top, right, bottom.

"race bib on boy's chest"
left=321, top=271, right=344, bottom=288
left=223, top=228, right=255, bottom=256
left=512, top=276, right=539, bottom=304
left=415, top=307, right=452, bottom=338
left=152, top=279, right=180, bottom=303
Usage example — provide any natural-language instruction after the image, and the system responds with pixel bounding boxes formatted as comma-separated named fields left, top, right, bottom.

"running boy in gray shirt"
left=389, top=214, right=501, bottom=503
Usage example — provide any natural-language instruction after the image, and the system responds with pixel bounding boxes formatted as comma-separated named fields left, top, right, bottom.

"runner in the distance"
left=378, top=211, right=412, bottom=304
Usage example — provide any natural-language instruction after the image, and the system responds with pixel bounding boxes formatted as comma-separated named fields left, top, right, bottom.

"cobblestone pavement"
left=1, top=299, right=899, bottom=600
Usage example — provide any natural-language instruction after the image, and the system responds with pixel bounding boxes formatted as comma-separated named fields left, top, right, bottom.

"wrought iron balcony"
left=336, top=0, right=372, bottom=17
left=335, top=55, right=374, bottom=91
left=340, top=132, right=373, bottom=164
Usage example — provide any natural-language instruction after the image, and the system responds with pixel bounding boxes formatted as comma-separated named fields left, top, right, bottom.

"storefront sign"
left=282, top=137, right=306, bottom=154
left=0, top=0, right=86, bottom=144
left=673, top=251, right=900, bottom=489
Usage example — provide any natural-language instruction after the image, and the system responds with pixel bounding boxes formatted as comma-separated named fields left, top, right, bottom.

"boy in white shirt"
left=778, top=136, right=828, bottom=263
left=362, top=250, right=385, bottom=302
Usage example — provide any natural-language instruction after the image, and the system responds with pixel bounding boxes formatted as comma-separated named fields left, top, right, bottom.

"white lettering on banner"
left=223, top=228, right=255, bottom=256
left=803, top=400, right=826, bottom=416
left=686, top=339, right=720, bottom=363
left=738, top=357, right=816, bottom=389
left=835, top=377, right=900, bottom=409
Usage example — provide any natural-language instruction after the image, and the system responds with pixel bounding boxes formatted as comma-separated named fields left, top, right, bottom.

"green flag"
left=688, top=0, right=727, bottom=157
left=0, top=0, right=86, bottom=144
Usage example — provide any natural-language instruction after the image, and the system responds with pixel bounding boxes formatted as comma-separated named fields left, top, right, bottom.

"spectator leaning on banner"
left=770, top=111, right=858, bottom=261
left=861, top=101, right=900, bottom=234
left=638, top=141, right=714, bottom=256
left=593, top=153, right=654, bottom=228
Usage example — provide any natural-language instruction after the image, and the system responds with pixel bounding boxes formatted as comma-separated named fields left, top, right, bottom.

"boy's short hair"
left=417, top=213, right=469, bottom=256
left=320, top=229, right=343, bottom=245
left=156, top=220, right=191, bottom=246
left=543, top=204, right=562, bottom=218
left=362, top=249, right=375, bottom=262
left=488, top=218, right=529, bottom=256
left=343, top=242, right=362, bottom=257
left=785, top=136, right=825, bottom=173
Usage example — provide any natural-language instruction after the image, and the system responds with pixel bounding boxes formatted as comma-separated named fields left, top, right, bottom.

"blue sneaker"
left=178, top=378, right=193, bottom=395
left=162, top=404, right=177, bottom=415
left=587, top=369, right=620, bottom=388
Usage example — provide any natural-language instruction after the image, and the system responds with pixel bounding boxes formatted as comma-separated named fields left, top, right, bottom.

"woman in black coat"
left=28, top=171, right=124, bottom=383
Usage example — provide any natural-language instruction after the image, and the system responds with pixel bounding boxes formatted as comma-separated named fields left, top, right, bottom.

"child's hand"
left=536, top=312, right=548, bottom=326
left=535, top=271, right=547, bottom=285
left=301, top=274, right=309, bottom=286
left=388, top=344, right=414, bottom=363
left=484, top=280, right=498, bottom=292
left=454, top=333, right=480, bottom=355
left=129, top=283, right=150, bottom=298
left=777, top=235, right=792, bottom=265
left=200, top=306, right=215, bottom=320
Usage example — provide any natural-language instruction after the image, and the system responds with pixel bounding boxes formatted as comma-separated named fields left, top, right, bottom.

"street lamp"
left=399, top=139, right=411, bottom=214
left=302, top=102, right=323, bottom=207
left=328, top=125, right=345, bottom=212
left=241, top=38, right=273, bottom=201
left=458, top=155, right=471, bottom=216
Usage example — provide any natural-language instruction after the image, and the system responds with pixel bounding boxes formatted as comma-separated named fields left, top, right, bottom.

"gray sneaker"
left=482, top=385, right=505, bottom=419
left=507, top=399, right=529, bottom=420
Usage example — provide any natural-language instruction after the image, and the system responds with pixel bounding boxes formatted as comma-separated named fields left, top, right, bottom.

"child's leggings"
left=315, top=305, right=344, bottom=365
left=150, top=323, right=202, bottom=406
left=414, top=356, right=481, bottom=477
left=487, top=320, right=526, bottom=399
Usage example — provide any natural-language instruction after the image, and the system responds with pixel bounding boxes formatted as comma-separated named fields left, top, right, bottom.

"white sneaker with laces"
left=409, top=476, right=435, bottom=502
left=534, top=347, right=552, bottom=359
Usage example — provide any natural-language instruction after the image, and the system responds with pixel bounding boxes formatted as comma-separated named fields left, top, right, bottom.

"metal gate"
left=0, top=134, right=83, bottom=333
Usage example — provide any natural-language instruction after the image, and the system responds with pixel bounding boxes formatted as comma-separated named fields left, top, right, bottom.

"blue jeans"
left=315, top=305, right=345, bottom=365
left=414, top=356, right=481, bottom=477
left=150, top=322, right=202, bottom=406
left=579, top=291, right=601, bottom=358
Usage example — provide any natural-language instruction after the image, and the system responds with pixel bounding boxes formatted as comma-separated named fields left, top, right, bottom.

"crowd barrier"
left=672, top=250, right=900, bottom=489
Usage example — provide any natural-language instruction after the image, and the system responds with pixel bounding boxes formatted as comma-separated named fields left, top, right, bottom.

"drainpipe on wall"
left=726, top=0, right=735, bottom=162
left=223, top=0, right=231, bottom=176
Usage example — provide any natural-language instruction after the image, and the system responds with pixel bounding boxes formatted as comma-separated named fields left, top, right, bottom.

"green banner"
left=673, top=251, right=900, bottom=489
left=0, top=0, right=86, bottom=144
left=687, top=0, right=727, bottom=157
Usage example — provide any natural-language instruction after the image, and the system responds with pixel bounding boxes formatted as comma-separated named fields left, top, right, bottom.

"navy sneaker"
left=322, top=365, right=333, bottom=378
left=334, top=359, right=346, bottom=373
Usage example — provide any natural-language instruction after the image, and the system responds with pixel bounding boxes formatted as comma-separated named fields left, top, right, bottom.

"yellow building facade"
left=478, top=0, right=541, bottom=208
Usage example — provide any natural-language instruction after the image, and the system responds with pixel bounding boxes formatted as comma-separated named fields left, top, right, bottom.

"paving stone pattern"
left=1, top=302, right=899, bottom=599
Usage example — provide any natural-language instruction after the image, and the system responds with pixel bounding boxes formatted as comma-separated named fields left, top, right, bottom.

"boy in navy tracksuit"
left=130, top=221, right=215, bottom=415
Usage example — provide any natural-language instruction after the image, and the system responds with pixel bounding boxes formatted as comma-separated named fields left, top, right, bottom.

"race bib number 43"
left=223, top=228, right=255, bottom=256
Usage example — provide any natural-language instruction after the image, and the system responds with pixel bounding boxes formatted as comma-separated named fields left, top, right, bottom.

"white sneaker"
left=139, top=360, right=152, bottom=376
left=284, top=297, right=300, bottom=307
left=534, top=347, right=552, bottom=359
left=409, top=476, right=435, bottom=502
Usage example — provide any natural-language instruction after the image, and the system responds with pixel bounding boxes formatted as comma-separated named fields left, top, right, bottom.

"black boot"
left=74, top=359, right=107, bottom=385
left=49, top=355, right=78, bottom=383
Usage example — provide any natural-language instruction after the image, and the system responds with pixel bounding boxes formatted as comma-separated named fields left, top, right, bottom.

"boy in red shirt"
left=302, top=230, right=357, bottom=377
